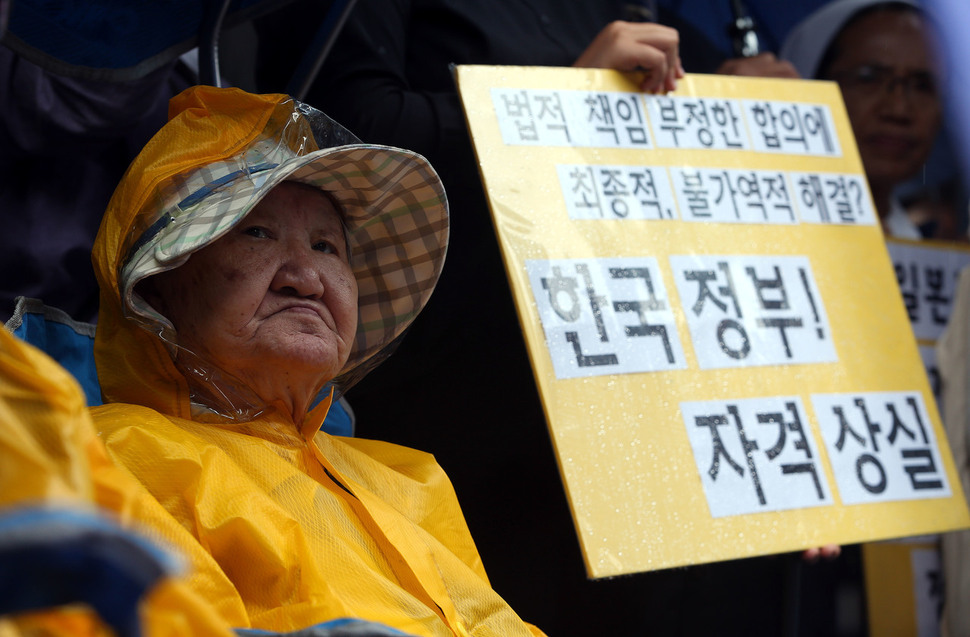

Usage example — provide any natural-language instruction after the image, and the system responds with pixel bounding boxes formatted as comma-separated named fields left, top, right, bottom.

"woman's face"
left=150, top=181, right=359, bottom=393
left=825, top=10, right=941, bottom=193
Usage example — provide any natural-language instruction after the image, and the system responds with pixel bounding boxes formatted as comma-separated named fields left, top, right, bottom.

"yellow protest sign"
left=887, top=238, right=970, bottom=401
left=454, top=65, right=970, bottom=579
left=863, top=239, right=970, bottom=637
left=863, top=537, right=943, bottom=637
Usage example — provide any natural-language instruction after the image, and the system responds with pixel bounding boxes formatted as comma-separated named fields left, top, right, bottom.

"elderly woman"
left=0, top=86, right=543, bottom=636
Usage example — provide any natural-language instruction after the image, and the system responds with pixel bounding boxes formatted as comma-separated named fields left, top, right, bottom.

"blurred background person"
left=781, top=0, right=947, bottom=239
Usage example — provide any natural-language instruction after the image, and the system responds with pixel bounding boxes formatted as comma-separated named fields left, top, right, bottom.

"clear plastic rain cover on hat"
left=115, top=90, right=448, bottom=423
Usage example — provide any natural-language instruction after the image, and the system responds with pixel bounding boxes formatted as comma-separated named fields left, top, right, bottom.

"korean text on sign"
left=670, top=255, right=837, bottom=369
left=887, top=241, right=970, bottom=342
left=743, top=100, right=841, bottom=156
left=646, top=96, right=746, bottom=150
left=526, top=257, right=688, bottom=379
left=790, top=172, right=876, bottom=226
left=559, top=165, right=878, bottom=228
left=492, top=88, right=652, bottom=147
left=492, top=89, right=842, bottom=159
left=645, top=95, right=841, bottom=156
left=681, top=396, right=833, bottom=517
left=813, top=392, right=950, bottom=505
left=670, top=167, right=796, bottom=224
left=557, top=164, right=676, bottom=220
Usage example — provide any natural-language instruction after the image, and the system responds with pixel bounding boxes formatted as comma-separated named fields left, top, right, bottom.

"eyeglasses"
left=829, top=64, right=939, bottom=105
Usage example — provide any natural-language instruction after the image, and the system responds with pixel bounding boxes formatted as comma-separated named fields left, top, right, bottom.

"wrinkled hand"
left=717, top=52, right=800, bottom=79
left=573, top=21, right=684, bottom=93
left=801, top=544, right=841, bottom=562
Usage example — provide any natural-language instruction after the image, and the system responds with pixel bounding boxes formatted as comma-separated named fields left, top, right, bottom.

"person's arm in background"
left=307, top=0, right=683, bottom=162
left=305, top=0, right=456, bottom=161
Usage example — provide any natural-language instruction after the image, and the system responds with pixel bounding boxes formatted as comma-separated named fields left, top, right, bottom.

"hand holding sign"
left=573, top=21, right=683, bottom=94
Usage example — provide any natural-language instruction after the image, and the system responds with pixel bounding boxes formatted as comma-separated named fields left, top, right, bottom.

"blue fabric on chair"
left=0, top=507, right=180, bottom=637
left=4, top=297, right=355, bottom=435
left=318, top=388, right=356, bottom=437
left=6, top=297, right=102, bottom=406
left=236, top=617, right=414, bottom=636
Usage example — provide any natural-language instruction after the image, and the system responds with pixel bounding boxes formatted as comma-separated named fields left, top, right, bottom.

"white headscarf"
left=780, top=0, right=921, bottom=79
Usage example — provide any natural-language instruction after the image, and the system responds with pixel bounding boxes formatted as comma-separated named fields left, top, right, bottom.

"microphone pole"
left=728, top=0, right=761, bottom=58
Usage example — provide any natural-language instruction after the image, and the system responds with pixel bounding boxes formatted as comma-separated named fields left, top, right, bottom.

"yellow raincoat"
left=0, top=88, right=544, bottom=637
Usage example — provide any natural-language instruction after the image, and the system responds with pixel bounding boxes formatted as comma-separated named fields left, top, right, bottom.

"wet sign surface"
left=456, top=66, right=970, bottom=578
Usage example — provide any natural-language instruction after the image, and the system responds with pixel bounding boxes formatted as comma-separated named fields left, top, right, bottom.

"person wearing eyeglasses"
left=782, top=0, right=942, bottom=239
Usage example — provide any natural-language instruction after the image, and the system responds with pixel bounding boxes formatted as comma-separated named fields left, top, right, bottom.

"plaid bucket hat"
left=117, top=86, right=449, bottom=380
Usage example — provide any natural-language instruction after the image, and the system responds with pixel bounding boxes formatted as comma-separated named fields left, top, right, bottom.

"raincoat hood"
left=92, top=86, right=449, bottom=421
left=6, top=88, right=542, bottom=637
